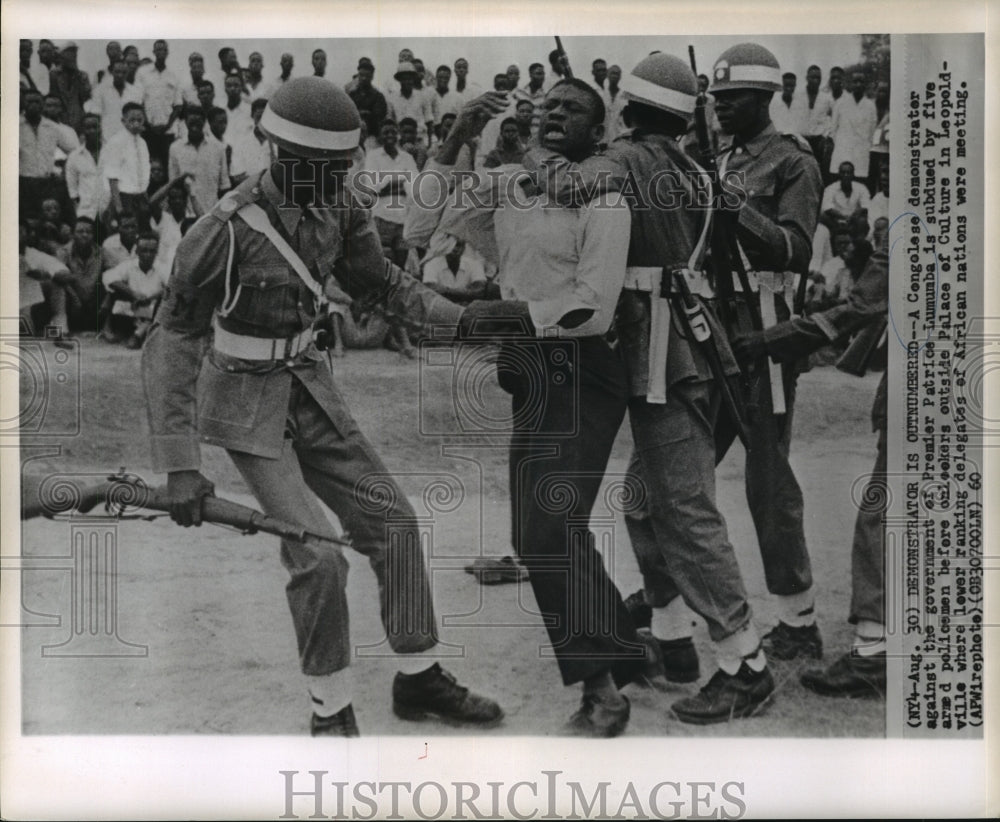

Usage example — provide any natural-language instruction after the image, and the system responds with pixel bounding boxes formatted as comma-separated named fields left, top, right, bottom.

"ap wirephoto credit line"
left=2, top=2, right=994, bottom=819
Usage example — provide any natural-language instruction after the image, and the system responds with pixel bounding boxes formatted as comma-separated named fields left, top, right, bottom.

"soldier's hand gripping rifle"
left=21, top=471, right=351, bottom=551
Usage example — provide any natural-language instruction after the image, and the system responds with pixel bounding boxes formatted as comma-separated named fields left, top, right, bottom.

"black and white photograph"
left=2, top=0, right=995, bottom=818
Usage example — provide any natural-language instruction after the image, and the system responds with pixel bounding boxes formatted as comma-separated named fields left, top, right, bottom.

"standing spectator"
left=230, top=98, right=272, bottom=185
left=821, top=160, right=871, bottom=225
left=104, top=102, right=152, bottom=229
left=505, top=64, right=521, bottom=92
left=101, top=212, right=139, bottom=271
left=145, top=158, right=170, bottom=224
left=452, top=58, right=481, bottom=105
left=493, top=73, right=510, bottom=92
left=26, top=39, right=53, bottom=97
left=348, top=58, right=387, bottom=147
left=245, top=51, right=268, bottom=101
left=42, top=94, right=80, bottom=185
left=19, top=89, right=77, bottom=219
left=65, top=112, right=109, bottom=221
left=547, top=48, right=567, bottom=83
left=101, top=232, right=168, bottom=348
left=769, top=72, right=808, bottom=135
left=398, top=118, right=428, bottom=170
left=151, top=180, right=201, bottom=269
left=222, top=73, right=254, bottom=140
left=482, top=118, right=525, bottom=167
left=429, top=65, right=460, bottom=126
left=829, top=71, right=877, bottom=179
left=604, top=65, right=626, bottom=142
left=137, top=39, right=183, bottom=165
left=208, top=107, right=233, bottom=170
left=88, top=58, right=142, bottom=141
left=411, top=58, right=435, bottom=92
left=98, top=41, right=124, bottom=85
left=803, top=65, right=834, bottom=172
left=827, top=66, right=845, bottom=102
left=181, top=52, right=206, bottom=108
left=168, top=109, right=229, bottom=211
left=48, top=41, right=91, bottom=132
left=520, top=63, right=547, bottom=132
left=386, top=62, right=433, bottom=147
left=55, top=216, right=104, bottom=333
left=312, top=48, right=327, bottom=78
left=195, top=80, right=216, bottom=118
left=589, top=58, right=609, bottom=96
left=216, top=47, right=245, bottom=96
left=123, top=48, right=141, bottom=85
left=868, top=81, right=890, bottom=193
left=267, top=53, right=295, bottom=96
left=19, top=40, right=40, bottom=103
left=361, top=119, right=419, bottom=267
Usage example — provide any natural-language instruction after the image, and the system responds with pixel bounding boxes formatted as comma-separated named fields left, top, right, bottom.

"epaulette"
left=780, top=132, right=813, bottom=154
left=212, top=177, right=265, bottom=222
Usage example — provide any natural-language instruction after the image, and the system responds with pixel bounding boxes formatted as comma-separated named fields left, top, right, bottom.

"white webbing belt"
left=213, top=320, right=314, bottom=361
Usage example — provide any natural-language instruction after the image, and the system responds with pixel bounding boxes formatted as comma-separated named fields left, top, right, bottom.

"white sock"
left=853, top=620, right=886, bottom=656
left=306, top=669, right=353, bottom=717
left=716, top=623, right=767, bottom=674
left=650, top=598, right=696, bottom=642
left=776, top=589, right=816, bottom=627
left=396, top=649, right=437, bottom=676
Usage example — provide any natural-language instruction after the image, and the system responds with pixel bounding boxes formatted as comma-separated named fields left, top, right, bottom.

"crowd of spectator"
left=19, top=38, right=889, bottom=352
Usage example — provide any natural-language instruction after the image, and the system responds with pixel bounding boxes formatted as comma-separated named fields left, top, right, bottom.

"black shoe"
left=634, top=631, right=700, bottom=689
left=624, top=589, right=652, bottom=630
left=800, top=651, right=886, bottom=698
left=671, top=664, right=775, bottom=725
left=565, top=693, right=630, bottom=737
left=310, top=704, right=360, bottom=737
left=762, top=621, right=823, bottom=660
left=393, top=663, right=504, bottom=727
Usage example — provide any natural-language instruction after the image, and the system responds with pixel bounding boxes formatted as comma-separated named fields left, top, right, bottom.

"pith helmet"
left=259, top=76, right=361, bottom=158
left=710, top=43, right=782, bottom=93
left=621, top=52, right=698, bottom=117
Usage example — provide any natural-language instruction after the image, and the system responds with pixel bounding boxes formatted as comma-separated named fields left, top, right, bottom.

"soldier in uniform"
left=706, top=43, right=825, bottom=661
left=142, top=77, right=502, bottom=736
left=733, top=240, right=889, bottom=697
left=535, top=54, right=777, bottom=725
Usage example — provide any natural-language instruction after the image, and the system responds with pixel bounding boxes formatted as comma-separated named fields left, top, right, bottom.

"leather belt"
left=213, top=320, right=314, bottom=361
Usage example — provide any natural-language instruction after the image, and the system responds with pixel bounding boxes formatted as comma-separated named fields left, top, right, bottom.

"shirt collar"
left=738, top=123, right=778, bottom=158
left=261, top=169, right=318, bottom=234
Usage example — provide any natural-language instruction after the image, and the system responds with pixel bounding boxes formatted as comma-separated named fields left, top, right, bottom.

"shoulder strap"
left=236, top=202, right=326, bottom=304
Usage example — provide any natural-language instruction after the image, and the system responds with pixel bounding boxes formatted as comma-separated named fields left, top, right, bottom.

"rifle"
left=554, top=36, right=573, bottom=79
left=21, top=472, right=351, bottom=550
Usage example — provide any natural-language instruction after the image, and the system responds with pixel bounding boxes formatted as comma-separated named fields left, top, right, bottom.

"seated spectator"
left=361, top=119, right=419, bottom=267
left=36, top=197, right=72, bottom=254
left=398, top=117, right=428, bottom=170
left=230, top=97, right=271, bottom=185
left=100, top=232, right=168, bottom=348
left=169, top=109, right=229, bottom=210
left=101, top=212, right=139, bottom=270
left=65, top=112, right=109, bottom=221
left=817, top=230, right=854, bottom=307
left=104, top=101, right=152, bottom=229
left=420, top=234, right=487, bottom=303
left=482, top=117, right=526, bottom=168
left=19, top=217, right=70, bottom=337
left=55, top=216, right=104, bottom=333
left=821, top=161, right=870, bottom=228
left=514, top=97, right=536, bottom=144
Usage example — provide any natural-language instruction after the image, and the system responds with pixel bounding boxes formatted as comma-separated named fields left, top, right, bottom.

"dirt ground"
left=16, top=336, right=885, bottom=737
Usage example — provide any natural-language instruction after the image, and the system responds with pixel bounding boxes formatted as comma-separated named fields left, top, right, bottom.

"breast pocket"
left=230, top=264, right=293, bottom=327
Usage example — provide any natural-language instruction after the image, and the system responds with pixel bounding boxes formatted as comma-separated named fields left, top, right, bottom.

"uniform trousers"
left=498, top=336, right=642, bottom=686
left=227, top=370, right=437, bottom=676
left=850, top=423, right=886, bottom=625
left=624, top=379, right=754, bottom=641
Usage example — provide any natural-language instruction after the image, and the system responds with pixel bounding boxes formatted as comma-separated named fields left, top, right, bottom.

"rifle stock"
left=21, top=476, right=349, bottom=549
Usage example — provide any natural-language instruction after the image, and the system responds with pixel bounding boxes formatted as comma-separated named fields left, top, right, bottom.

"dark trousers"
left=714, top=295, right=813, bottom=597
left=499, top=336, right=642, bottom=686
left=143, top=130, right=175, bottom=167
left=850, top=425, right=886, bottom=624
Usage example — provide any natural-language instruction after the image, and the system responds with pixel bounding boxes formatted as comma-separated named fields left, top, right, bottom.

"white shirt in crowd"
left=821, top=180, right=871, bottom=218
left=361, top=146, right=419, bottom=225
left=86, top=81, right=143, bottom=140
left=102, top=129, right=150, bottom=194
left=829, top=93, right=878, bottom=176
